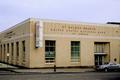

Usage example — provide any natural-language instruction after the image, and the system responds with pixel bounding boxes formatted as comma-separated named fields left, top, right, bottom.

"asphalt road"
left=0, top=71, right=120, bottom=80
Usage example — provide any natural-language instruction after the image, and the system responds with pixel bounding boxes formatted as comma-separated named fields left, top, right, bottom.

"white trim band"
left=44, top=34, right=120, bottom=40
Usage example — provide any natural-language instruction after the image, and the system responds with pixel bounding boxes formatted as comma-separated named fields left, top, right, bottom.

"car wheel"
left=118, top=68, right=120, bottom=72
left=104, top=68, right=108, bottom=72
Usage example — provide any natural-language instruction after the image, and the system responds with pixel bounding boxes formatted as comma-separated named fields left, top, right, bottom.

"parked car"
left=96, top=62, right=120, bottom=72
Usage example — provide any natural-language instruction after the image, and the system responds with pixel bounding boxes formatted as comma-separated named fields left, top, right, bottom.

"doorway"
left=95, top=55, right=105, bottom=65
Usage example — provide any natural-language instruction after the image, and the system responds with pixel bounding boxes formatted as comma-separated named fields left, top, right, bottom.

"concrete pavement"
left=9, top=68, right=95, bottom=73
left=0, top=63, right=17, bottom=68
left=0, top=62, right=95, bottom=73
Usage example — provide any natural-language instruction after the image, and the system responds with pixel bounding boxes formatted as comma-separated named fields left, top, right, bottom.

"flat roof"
left=37, top=18, right=120, bottom=27
left=0, top=18, right=120, bottom=35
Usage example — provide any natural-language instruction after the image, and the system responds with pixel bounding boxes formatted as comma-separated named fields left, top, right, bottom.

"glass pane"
left=45, top=41, right=49, bottom=46
left=71, top=41, right=80, bottom=62
left=45, top=47, right=49, bottom=51
left=50, top=47, right=55, bottom=51
left=50, top=41, right=55, bottom=46
left=45, top=40, right=55, bottom=63
left=95, top=43, right=105, bottom=53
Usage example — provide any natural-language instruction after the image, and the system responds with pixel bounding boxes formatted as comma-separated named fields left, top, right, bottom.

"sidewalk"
left=0, top=63, right=17, bottom=68
left=0, top=63, right=95, bottom=73
left=10, top=68, right=95, bottom=73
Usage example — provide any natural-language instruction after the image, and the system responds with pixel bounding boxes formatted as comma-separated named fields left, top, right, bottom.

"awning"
left=94, top=52, right=107, bottom=55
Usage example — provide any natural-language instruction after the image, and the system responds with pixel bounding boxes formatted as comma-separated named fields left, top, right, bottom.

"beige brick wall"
left=0, top=19, right=31, bottom=68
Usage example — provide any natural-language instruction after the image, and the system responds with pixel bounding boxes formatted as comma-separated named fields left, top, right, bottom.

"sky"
left=0, top=0, right=120, bottom=32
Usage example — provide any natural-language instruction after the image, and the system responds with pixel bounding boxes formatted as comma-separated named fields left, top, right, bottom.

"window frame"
left=71, top=41, right=80, bottom=62
left=45, top=40, right=56, bottom=63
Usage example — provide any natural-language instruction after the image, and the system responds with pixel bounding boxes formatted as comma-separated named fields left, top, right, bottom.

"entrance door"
left=95, top=55, right=104, bottom=66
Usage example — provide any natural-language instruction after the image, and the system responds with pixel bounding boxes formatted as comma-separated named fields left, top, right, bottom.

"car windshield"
left=109, top=63, right=116, bottom=65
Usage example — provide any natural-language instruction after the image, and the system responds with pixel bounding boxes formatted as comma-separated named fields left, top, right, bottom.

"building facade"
left=0, top=18, right=120, bottom=68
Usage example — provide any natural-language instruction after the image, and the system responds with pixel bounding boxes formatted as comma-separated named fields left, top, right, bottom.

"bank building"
left=0, top=18, right=120, bottom=68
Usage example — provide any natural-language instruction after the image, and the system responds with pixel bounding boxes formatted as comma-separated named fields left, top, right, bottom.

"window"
left=7, top=43, right=9, bottom=53
left=16, top=42, right=19, bottom=56
left=11, top=43, right=14, bottom=57
left=71, top=41, right=80, bottom=62
left=11, top=43, right=14, bottom=62
left=0, top=45, right=2, bottom=60
left=22, top=41, right=25, bottom=52
left=7, top=43, right=9, bottom=62
left=4, top=44, right=5, bottom=61
left=45, top=40, right=55, bottom=63
left=94, top=43, right=105, bottom=53
left=22, top=40, right=25, bottom=62
left=1, top=45, right=3, bottom=61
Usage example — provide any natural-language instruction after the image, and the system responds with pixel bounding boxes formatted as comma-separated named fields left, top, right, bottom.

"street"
left=0, top=71, right=120, bottom=80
